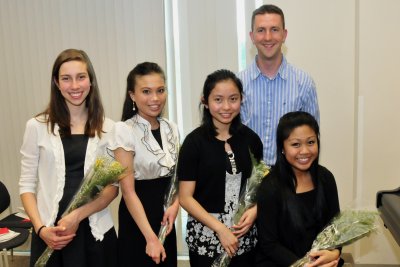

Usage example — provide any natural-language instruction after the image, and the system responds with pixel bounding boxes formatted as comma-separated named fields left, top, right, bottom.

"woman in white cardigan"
left=19, top=49, right=118, bottom=267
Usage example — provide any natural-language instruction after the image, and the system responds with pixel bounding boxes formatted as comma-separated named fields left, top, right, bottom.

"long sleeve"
left=300, top=77, right=320, bottom=124
left=19, top=118, right=40, bottom=194
left=320, top=166, right=340, bottom=223
left=256, top=177, right=299, bottom=266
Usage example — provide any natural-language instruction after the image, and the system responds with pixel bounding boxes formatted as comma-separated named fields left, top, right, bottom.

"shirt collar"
left=250, top=54, right=288, bottom=81
left=133, top=113, right=163, bottom=127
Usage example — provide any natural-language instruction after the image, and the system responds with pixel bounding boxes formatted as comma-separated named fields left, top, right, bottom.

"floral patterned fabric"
left=186, top=171, right=257, bottom=258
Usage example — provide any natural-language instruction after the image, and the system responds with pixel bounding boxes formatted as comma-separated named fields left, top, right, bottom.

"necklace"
left=226, top=150, right=237, bottom=174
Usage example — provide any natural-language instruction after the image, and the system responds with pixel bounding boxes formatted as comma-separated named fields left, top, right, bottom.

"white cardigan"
left=19, top=116, right=115, bottom=241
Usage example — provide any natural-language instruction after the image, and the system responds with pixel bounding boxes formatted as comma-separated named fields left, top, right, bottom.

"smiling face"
left=205, top=79, right=241, bottom=130
left=283, top=125, right=319, bottom=177
left=130, top=73, right=166, bottom=126
left=56, top=60, right=91, bottom=110
left=250, top=13, right=287, bottom=62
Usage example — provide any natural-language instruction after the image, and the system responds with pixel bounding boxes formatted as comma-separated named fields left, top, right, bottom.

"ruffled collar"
left=131, top=114, right=178, bottom=176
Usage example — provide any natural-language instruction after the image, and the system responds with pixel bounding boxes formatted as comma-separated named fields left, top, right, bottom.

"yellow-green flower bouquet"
left=34, top=156, right=125, bottom=267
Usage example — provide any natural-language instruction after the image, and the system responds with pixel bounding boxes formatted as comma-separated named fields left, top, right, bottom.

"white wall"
left=1, top=0, right=399, bottom=264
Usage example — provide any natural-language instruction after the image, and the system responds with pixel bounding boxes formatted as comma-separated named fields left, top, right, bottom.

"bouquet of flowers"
left=211, top=152, right=270, bottom=267
left=34, top=156, right=126, bottom=267
left=290, top=210, right=379, bottom=267
left=158, top=144, right=179, bottom=245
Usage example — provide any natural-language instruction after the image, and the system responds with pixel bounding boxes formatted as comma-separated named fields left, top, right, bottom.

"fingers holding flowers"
left=232, top=204, right=257, bottom=238
left=162, top=199, right=179, bottom=235
left=57, top=210, right=80, bottom=236
left=306, top=249, right=340, bottom=267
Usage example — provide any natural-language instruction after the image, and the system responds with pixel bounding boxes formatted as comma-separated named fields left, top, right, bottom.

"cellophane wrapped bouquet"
left=290, top=210, right=379, bottom=267
left=34, top=156, right=125, bottom=267
left=211, top=152, right=270, bottom=267
left=157, top=145, right=179, bottom=244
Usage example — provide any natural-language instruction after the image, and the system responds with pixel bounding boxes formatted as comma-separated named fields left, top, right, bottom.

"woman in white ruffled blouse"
left=108, top=62, right=179, bottom=267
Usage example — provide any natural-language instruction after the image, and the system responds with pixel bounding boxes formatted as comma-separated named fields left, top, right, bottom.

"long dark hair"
left=200, top=69, right=243, bottom=137
left=37, top=48, right=104, bottom=138
left=121, top=62, right=166, bottom=121
left=274, top=111, right=326, bottom=232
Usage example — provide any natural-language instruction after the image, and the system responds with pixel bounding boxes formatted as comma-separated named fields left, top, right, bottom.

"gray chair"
left=377, top=187, right=400, bottom=246
left=0, top=228, right=29, bottom=267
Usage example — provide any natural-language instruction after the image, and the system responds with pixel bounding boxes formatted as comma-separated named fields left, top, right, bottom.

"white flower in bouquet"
left=290, top=210, right=379, bottom=267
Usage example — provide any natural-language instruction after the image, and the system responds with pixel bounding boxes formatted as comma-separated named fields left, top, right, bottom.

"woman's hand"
left=216, top=224, right=239, bottom=258
left=39, top=225, right=75, bottom=250
left=231, top=205, right=257, bottom=238
left=146, top=236, right=166, bottom=264
left=57, top=210, right=80, bottom=236
left=306, top=249, right=340, bottom=267
left=162, top=199, right=179, bottom=235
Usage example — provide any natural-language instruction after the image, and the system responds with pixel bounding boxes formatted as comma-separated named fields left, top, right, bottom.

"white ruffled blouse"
left=107, top=114, right=179, bottom=180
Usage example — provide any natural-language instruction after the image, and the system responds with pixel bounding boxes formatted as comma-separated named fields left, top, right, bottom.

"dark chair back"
left=0, top=181, right=11, bottom=214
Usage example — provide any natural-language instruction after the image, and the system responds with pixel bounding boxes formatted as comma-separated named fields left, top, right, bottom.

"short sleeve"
left=107, top=121, right=135, bottom=153
left=177, top=132, right=200, bottom=181
left=247, top=127, right=263, bottom=161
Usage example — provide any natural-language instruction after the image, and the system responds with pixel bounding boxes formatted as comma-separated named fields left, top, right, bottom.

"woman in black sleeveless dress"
left=20, top=49, right=117, bottom=267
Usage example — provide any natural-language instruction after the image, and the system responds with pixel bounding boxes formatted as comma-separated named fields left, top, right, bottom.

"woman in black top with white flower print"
left=108, top=62, right=179, bottom=267
left=178, top=69, right=263, bottom=267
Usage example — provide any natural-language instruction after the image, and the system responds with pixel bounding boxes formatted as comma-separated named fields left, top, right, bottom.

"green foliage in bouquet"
left=232, top=151, right=270, bottom=225
left=34, top=156, right=126, bottom=267
left=211, top=151, right=270, bottom=267
left=65, top=157, right=126, bottom=213
left=290, top=210, right=379, bottom=267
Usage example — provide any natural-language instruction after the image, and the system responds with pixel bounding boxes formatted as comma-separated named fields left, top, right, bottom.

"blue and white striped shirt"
left=238, top=55, right=320, bottom=166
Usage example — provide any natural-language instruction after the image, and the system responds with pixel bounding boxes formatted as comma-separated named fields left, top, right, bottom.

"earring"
left=132, top=101, right=136, bottom=111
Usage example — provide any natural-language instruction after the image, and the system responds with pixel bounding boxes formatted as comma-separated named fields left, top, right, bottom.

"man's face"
left=250, top=13, right=287, bottom=62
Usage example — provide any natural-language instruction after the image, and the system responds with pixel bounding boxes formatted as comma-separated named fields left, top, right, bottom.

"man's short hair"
left=251, top=4, right=285, bottom=31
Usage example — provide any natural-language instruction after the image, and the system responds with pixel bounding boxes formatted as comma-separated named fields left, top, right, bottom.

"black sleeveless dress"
left=29, top=135, right=117, bottom=267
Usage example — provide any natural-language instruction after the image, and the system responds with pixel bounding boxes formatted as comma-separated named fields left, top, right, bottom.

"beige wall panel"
left=176, top=0, right=238, bottom=136
left=0, top=0, right=165, bottom=215
left=257, top=0, right=356, bottom=206
left=356, top=0, right=400, bottom=264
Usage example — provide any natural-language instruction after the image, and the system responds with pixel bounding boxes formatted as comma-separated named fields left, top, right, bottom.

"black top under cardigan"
left=256, top=165, right=341, bottom=267
left=177, top=125, right=263, bottom=213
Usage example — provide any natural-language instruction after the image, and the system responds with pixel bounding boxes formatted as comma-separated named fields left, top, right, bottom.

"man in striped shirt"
left=238, top=4, right=320, bottom=166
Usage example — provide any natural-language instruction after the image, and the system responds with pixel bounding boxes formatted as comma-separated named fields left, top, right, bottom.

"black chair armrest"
left=377, top=187, right=400, bottom=208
